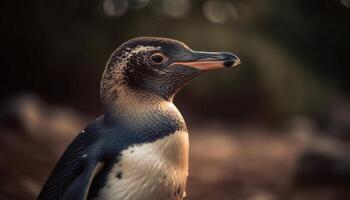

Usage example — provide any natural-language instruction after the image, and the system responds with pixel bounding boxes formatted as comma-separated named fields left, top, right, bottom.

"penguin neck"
left=103, top=88, right=171, bottom=115
left=101, top=83, right=186, bottom=132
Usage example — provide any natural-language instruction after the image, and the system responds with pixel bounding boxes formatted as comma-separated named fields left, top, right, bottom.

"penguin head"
left=101, top=37, right=240, bottom=103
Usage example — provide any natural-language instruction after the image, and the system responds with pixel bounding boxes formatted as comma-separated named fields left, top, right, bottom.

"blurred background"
left=1, top=0, right=350, bottom=199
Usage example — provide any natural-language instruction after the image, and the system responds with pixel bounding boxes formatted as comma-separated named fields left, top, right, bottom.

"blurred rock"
left=287, top=116, right=350, bottom=186
left=294, top=150, right=350, bottom=186
left=328, top=97, right=350, bottom=140
left=0, top=94, right=88, bottom=199
left=0, top=93, right=88, bottom=153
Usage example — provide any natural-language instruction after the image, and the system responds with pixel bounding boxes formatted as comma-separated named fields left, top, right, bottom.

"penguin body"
left=38, top=37, right=240, bottom=200
left=39, top=100, right=187, bottom=200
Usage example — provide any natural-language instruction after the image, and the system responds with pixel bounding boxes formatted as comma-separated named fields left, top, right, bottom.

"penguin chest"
left=94, top=130, right=189, bottom=200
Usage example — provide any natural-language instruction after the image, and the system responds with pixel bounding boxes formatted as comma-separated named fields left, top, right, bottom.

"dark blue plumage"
left=38, top=107, right=185, bottom=200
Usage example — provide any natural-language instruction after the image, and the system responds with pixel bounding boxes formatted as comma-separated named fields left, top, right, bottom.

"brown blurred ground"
left=1, top=96, right=349, bottom=200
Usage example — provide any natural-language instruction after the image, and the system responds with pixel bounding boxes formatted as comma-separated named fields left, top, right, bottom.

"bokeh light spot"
left=340, top=0, right=350, bottom=8
left=203, top=0, right=238, bottom=24
left=162, top=0, right=191, bottom=18
left=103, top=0, right=128, bottom=17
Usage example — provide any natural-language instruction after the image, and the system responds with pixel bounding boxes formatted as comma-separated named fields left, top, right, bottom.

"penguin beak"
left=173, top=51, right=241, bottom=71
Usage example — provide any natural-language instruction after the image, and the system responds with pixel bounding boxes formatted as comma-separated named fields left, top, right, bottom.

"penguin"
left=37, top=37, right=240, bottom=200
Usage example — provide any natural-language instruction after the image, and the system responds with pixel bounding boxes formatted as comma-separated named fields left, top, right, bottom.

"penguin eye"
left=150, top=53, right=167, bottom=64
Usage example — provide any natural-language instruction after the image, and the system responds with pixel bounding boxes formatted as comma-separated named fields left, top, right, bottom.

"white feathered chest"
left=93, top=130, right=189, bottom=200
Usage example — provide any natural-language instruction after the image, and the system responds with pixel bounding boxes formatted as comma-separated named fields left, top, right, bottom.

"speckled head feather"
left=100, top=37, right=240, bottom=119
